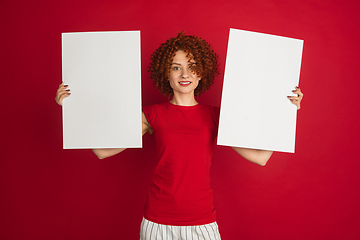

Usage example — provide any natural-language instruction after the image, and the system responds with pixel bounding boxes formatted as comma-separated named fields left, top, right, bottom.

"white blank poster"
left=62, top=31, right=142, bottom=149
left=217, top=28, right=303, bottom=153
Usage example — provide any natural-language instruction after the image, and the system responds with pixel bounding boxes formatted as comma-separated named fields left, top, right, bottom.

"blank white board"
left=62, top=31, right=142, bottom=149
left=217, top=28, right=303, bottom=153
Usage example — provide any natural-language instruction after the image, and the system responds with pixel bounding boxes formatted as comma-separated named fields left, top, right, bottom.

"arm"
left=232, top=147, right=273, bottom=166
left=55, top=83, right=153, bottom=159
left=232, top=87, right=303, bottom=165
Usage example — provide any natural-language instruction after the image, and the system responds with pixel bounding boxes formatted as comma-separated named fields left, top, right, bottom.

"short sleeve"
left=142, top=104, right=157, bottom=128
left=210, top=106, right=220, bottom=127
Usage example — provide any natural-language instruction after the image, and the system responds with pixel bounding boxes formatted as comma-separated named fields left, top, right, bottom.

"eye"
left=188, top=64, right=196, bottom=72
left=172, top=66, right=180, bottom=70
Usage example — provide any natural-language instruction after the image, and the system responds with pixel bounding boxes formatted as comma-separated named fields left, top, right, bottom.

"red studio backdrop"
left=1, top=0, right=360, bottom=239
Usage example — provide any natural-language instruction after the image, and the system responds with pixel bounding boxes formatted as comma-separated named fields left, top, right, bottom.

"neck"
left=170, top=93, right=198, bottom=106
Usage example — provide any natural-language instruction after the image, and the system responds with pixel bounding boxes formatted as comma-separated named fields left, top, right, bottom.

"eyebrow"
left=170, top=62, right=197, bottom=65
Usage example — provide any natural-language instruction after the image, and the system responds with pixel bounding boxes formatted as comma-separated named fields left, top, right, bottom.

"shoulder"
left=200, top=104, right=220, bottom=115
left=143, top=102, right=168, bottom=125
left=143, top=103, right=156, bottom=113
left=143, top=102, right=168, bottom=113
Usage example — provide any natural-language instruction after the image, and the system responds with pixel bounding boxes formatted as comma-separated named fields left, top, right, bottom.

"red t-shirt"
left=142, top=101, right=220, bottom=226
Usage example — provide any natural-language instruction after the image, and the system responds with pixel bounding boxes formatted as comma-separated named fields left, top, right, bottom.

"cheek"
left=168, top=71, right=178, bottom=79
left=168, top=74, right=176, bottom=83
left=168, top=77, right=177, bottom=89
left=169, top=71, right=182, bottom=83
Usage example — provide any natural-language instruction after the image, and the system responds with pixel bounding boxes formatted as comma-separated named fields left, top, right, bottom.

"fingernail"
left=64, top=85, right=68, bottom=87
left=66, top=89, right=70, bottom=91
left=292, top=90, right=296, bottom=92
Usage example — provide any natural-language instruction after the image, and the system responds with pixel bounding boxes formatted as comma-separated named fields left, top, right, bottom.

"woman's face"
left=168, top=50, right=201, bottom=97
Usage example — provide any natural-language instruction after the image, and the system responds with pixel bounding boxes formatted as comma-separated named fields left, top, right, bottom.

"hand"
left=287, top=86, right=303, bottom=110
left=55, top=82, right=71, bottom=106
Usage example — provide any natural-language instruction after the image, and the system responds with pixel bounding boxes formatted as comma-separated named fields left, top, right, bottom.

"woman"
left=56, top=32, right=303, bottom=239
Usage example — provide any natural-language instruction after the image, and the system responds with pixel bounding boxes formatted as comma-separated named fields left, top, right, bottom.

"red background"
left=1, top=0, right=360, bottom=239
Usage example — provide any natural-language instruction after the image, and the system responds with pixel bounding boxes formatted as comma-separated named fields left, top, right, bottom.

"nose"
left=181, top=68, right=189, bottom=78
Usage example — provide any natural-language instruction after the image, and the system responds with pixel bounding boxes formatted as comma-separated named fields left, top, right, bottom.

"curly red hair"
left=149, top=32, right=219, bottom=97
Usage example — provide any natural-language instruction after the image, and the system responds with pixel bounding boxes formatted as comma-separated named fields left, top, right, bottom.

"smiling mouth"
left=179, top=81, right=191, bottom=85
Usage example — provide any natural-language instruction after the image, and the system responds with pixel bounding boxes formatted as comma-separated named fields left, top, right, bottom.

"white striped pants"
left=140, top=217, right=221, bottom=240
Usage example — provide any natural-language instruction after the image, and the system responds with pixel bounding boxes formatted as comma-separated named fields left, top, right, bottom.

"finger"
left=288, top=96, right=301, bottom=101
left=288, top=98, right=301, bottom=109
left=58, top=82, right=64, bottom=90
left=57, top=83, right=68, bottom=92
left=288, top=96, right=299, bottom=103
left=298, top=90, right=303, bottom=98
left=56, top=85, right=69, bottom=97
left=57, top=88, right=64, bottom=97
left=58, top=82, right=68, bottom=88
left=292, top=90, right=303, bottom=99
left=56, top=92, right=71, bottom=106
left=55, top=90, right=71, bottom=106
left=292, top=87, right=303, bottom=97
left=56, top=88, right=70, bottom=100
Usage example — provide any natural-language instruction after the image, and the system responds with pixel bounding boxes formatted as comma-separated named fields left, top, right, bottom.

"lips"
left=179, top=81, right=191, bottom=86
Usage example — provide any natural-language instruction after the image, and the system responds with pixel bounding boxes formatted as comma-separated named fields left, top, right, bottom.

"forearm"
left=232, top=147, right=273, bottom=166
left=92, top=148, right=126, bottom=159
